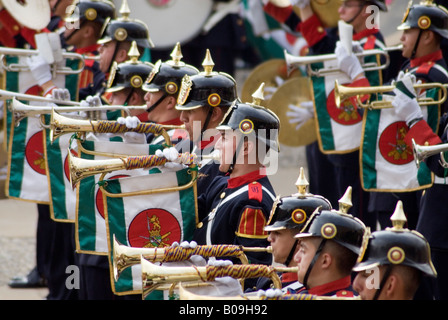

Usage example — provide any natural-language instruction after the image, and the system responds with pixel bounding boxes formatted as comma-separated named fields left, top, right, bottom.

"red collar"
left=308, top=275, right=352, bottom=296
left=76, top=44, right=100, bottom=55
left=227, top=169, right=266, bottom=189
left=282, top=272, right=298, bottom=283
left=410, top=50, right=443, bottom=68
left=197, top=133, right=220, bottom=150
left=160, top=117, right=183, bottom=126
left=352, top=28, right=379, bottom=41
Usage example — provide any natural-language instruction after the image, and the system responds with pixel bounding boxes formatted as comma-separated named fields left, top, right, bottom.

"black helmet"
left=106, top=42, right=154, bottom=93
left=216, top=82, right=280, bottom=152
left=143, top=43, right=199, bottom=98
left=353, top=201, right=437, bottom=277
left=397, top=1, right=448, bottom=39
left=65, top=0, right=116, bottom=27
left=295, top=208, right=367, bottom=255
left=365, top=0, right=387, bottom=11
left=265, top=169, right=332, bottom=232
left=176, top=49, right=238, bottom=111
left=98, top=0, right=154, bottom=48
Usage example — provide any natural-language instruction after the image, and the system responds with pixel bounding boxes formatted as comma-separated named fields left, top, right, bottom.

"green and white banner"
left=361, top=90, right=440, bottom=191
left=103, top=166, right=197, bottom=296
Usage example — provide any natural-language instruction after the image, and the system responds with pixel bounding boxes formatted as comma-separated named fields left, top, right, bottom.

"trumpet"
left=333, top=80, right=448, bottom=109
left=49, top=110, right=180, bottom=143
left=112, top=235, right=272, bottom=281
left=141, top=257, right=296, bottom=299
left=0, top=46, right=97, bottom=74
left=284, top=45, right=401, bottom=77
left=10, top=97, right=148, bottom=124
left=412, top=139, right=448, bottom=169
left=178, top=283, right=361, bottom=300
left=0, top=89, right=81, bottom=106
left=68, top=149, right=219, bottom=188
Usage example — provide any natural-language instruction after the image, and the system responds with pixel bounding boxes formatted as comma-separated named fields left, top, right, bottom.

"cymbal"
left=268, top=77, right=317, bottom=147
left=241, top=59, right=302, bottom=107
left=2, top=0, right=51, bottom=30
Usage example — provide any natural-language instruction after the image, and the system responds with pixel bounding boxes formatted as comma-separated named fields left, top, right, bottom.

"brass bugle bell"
left=112, top=235, right=272, bottom=281
left=333, top=80, right=448, bottom=109
left=0, top=46, right=99, bottom=74
left=68, top=149, right=219, bottom=189
left=412, top=138, right=448, bottom=169
left=49, top=110, right=177, bottom=144
left=141, top=257, right=296, bottom=299
left=10, top=97, right=147, bottom=124
left=284, top=46, right=401, bottom=77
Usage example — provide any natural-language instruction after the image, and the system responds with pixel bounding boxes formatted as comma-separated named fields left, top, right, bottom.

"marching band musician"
left=293, top=193, right=367, bottom=297
left=295, top=0, right=388, bottom=230
left=141, top=43, right=199, bottom=144
left=385, top=1, right=448, bottom=300
left=192, top=92, right=280, bottom=289
left=248, top=168, right=332, bottom=293
left=353, top=201, right=437, bottom=300
left=174, top=50, right=239, bottom=200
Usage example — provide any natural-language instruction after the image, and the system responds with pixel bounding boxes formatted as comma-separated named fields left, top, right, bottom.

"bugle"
left=10, top=97, right=147, bottom=124
left=141, top=257, right=296, bottom=299
left=0, top=89, right=81, bottom=106
left=333, top=80, right=448, bottom=109
left=0, top=46, right=99, bottom=74
left=412, top=139, right=448, bottom=169
left=284, top=46, right=401, bottom=77
left=49, top=110, right=178, bottom=143
left=178, top=283, right=361, bottom=300
left=112, top=235, right=272, bottom=281
left=68, top=149, right=219, bottom=188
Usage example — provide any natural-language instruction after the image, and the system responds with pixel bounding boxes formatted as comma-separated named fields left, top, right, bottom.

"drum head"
left=127, top=0, right=214, bottom=50
left=2, top=0, right=51, bottom=30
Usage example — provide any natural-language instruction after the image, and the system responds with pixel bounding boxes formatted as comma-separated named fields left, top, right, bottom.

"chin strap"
left=372, top=264, right=393, bottom=301
left=227, top=134, right=245, bottom=175
left=345, top=4, right=364, bottom=24
left=302, top=239, right=327, bottom=289
left=410, top=29, right=423, bottom=60
left=146, top=92, right=168, bottom=113
left=284, top=239, right=299, bottom=267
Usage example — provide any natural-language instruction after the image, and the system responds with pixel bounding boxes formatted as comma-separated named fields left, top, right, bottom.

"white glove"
left=257, top=288, right=283, bottom=298
left=335, top=41, right=364, bottom=80
left=25, top=55, right=52, bottom=86
left=155, top=147, right=179, bottom=162
left=207, top=257, right=233, bottom=267
left=51, top=88, right=71, bottom=101
left=392, top=71, right=423, bottom=127
left=117, top=116, right=140, bottom=129
left=286, top=101, right=314, bottom=130
left=291, top=0, right=310, bottom=9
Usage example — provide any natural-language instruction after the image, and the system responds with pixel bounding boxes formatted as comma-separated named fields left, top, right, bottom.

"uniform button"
left=220, top=192, right=226, bottom=199
left=317, top=26, right=324, bottom=33
left=197, top=222, right=203, bottom=228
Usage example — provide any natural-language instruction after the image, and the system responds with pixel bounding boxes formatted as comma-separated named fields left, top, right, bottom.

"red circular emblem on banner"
left=327, top=89, right=362, bottom=125
left=378, top=121, right=413, bottom=165
left=128, top=208, right=181, bottom=248
left=25, top=131, right=46, bottom=175
left=63, top=149, right=78, bottom=182
left=95, top=174, right=129, bottom=219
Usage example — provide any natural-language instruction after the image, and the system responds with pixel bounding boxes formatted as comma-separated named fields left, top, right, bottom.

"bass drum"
left=2, top=0, right=51, bottom=30
left=124, top=0, right=214, bottom=50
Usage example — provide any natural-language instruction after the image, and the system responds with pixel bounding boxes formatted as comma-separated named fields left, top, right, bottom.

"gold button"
left=197, top=222, right=203, bottom=228
left=317, top=26, right=324, bottom=33
left=220, top=192, right=226, bottom=199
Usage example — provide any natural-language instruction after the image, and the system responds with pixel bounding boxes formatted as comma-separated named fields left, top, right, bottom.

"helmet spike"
left=390, top=200, right=407, bottom=230
left=202, top=49, right=215, bottom=76
left=127, top=41, right=140, bottom=63
left=120, top=0, right=131, bottom=20
left=169, top=42, right=183, bottom=67
left=251, top=82, right=265, bottom=106
left=295, top=167, right=309, bottom=196
left=338, top=186, right=353, bottom=214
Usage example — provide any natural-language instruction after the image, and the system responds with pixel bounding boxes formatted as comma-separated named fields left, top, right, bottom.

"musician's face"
left=215, top=130, right=238, bottom=172
left=98, top=40, right=117, bottom=73
left=268, top=229, right=299, bottom=267
left=338, top=0, right=367, bottom=30
left=352, top=268, right=379, bottom=300
left=179, top=107, right=209, bottom=142
left=294, top=237, right=321, bottom=285
left=400, top=28, right=421, bottom=59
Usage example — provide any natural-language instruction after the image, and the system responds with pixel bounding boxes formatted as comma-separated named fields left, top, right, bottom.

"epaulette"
left=248, top=181, right=263, bottom=202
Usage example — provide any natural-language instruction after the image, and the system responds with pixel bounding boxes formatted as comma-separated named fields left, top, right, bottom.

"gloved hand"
left=81, top=95, right=102, bottom=107
left=286, top=100, right=314, bottom=130
left=170, top=240, right=198, bottom=249
left=257, top=288, right=283, bottom=298
left=25, top=55, right=52, bottom=86
left=51, top=88, right=71, bottom=101
left=207, top=257, right=233, bottom=267
left=117, top=116, right=140, bottom=129
left=263, top=76, right=285, bottom=100
left=392, top=71, right=423, bottom=127
left=335, top=41, right=364, bottom=80
left=291, top=0, right=310, bottom=9
left=155, top=147, right=180, bottom=162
